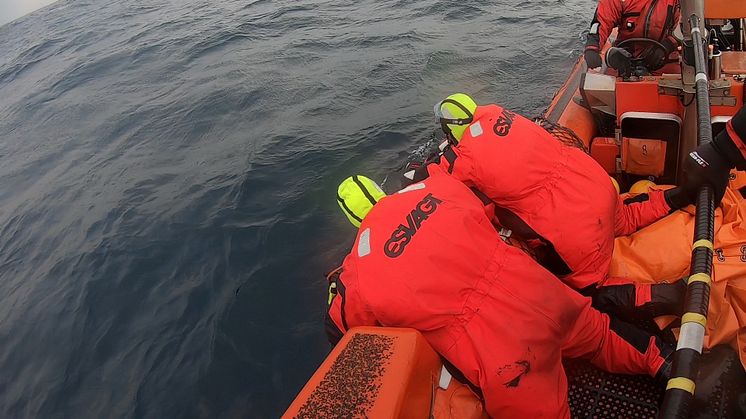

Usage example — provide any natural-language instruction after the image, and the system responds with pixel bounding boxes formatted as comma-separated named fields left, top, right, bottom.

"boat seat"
left=706, top=0, right=746, bottom=19
left=721, top=52, right=746, bottom=75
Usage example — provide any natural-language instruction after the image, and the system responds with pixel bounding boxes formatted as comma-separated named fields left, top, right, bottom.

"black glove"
left=584, top=49, right=602, bottom=69
left=664, top=186, right=693, bottom=210
left=644, top=48, right=667, bottom=70
left=645, top=38, right=677, bottom=71
left=605, top=47, right=632, bottom=75
left=712, top=105, right=746, bottom=170
left=676, top=106, right=746, bottom=206
left=678, top=141, right=731, bottom=206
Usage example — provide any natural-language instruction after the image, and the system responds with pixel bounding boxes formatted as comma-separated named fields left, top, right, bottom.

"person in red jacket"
left=326, top=166, right=672, bottom=418
left=584, top=0, right=680, bottom=71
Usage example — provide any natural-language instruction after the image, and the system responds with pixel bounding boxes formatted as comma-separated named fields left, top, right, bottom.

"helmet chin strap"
left=442, top=123, right=464, bottom=147
left=446, top=132, right=458, bottom=146
left=440, top=121, right=455, bottom=143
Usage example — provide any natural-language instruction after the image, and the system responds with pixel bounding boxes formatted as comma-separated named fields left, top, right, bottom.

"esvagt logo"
left=384, top=193, right=443, bottom=258
left=493, top=109, right=516, bottom=136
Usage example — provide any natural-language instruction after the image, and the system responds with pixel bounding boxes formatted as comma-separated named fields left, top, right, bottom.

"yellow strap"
left=688, top=273, right=711, bottom=285
left=692, top=239, right=714, bottom=251
left=666, top=377, right=696, bottom=394
left=681, top=312, right=707, bottom=328
left=327, top=283, right=337, bottom=306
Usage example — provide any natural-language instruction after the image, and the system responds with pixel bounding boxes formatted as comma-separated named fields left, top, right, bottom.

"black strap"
left=324, top=267, right=346, bottom=345
left=642, top=0, right=658, bottom=39
left=621, top=12, right=641, bottom=19
left=442, top=146, right=457, bottom=174
left=352, top=175, right=378, bottom=206
left=336, top=277, right=349, bottom=331
left=492, top=206, right=573, bottom=276
left=337, top=194, right=363, bottom=223
left=324, top=311, right=344, bottom=346
left=623, top=193, right=651, bottom=205
left=469, top=187, right=492, bottom=206
left=661, top=5, right=675, bottom=42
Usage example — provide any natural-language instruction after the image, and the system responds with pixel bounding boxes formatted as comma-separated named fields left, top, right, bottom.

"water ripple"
left=0, top=0, right=595, bottom=417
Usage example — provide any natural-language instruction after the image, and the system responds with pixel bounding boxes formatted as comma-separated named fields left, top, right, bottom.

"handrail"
left=658, top=12, right=715, bottom=419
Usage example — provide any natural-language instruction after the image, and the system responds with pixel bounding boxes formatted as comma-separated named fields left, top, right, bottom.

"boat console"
left=578, top=1, right=746, bottom=187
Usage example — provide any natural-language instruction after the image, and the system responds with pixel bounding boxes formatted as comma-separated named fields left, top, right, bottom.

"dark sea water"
left=0, top=0, right=594, bottom=417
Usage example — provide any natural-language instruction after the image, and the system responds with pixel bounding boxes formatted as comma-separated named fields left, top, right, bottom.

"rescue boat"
left=284, top=1, right=746, bottom=418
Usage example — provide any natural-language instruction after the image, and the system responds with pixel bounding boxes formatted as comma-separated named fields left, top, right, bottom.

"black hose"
left=658, top=14, right=716, bottom=419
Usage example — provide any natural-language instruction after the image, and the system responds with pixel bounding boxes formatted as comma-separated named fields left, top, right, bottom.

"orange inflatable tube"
left=283, top=327, right=487, bottom=419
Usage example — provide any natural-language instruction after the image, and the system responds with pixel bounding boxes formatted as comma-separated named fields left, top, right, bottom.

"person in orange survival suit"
left=429, top=93, right=695, bottom=294
left=326, top=168, right=673, bottom=418
left=428, top=94, right=746, bottom=323
left=584, top=0, right=680, bottom=71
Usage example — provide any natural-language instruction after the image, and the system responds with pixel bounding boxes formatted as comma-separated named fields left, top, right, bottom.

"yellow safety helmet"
left=337, top=175, right=386, bottom=227
left=434, top=93, right=478, bottom=142
left=610, top=177, right=620, bottom=194
left=629, top=179, right=656, bottom=194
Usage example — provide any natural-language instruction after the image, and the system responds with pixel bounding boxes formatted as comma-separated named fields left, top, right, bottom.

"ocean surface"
left=0, top=0, right=594, bottom=417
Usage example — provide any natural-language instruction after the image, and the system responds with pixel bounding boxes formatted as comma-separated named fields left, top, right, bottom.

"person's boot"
left=654, top=346, right=674, bottom=387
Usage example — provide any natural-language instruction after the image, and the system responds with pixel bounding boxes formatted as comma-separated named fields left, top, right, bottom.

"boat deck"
left=566, top=348, right=745, bottom=419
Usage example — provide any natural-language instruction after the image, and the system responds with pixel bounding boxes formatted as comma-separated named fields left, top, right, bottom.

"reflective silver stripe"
left=357, top=228, right=371, bottom=257
left=398, top=183, right=426, bottom=193
left=403, top=170, right=416, bottom=180
left=695, top=73, right=708, bottom=82
left=438, top=365, right=453, bottom=390
left=676, top=322, right=705, bottom=353
left=469, top=121, right=484, bottom=137
left=590, top=22, right=599, bottom=35
left=370, top=181, right=384, bottom=195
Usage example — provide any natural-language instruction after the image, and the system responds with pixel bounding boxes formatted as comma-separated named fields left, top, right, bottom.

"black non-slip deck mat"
left=565, top=345, right=746, bottom=419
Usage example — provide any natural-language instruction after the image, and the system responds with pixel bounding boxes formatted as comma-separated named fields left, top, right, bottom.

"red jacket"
left=327, top=167, right=668, bottom=418
left=438, top=105, right=671, bottom=289
left=586, top=0, right=680, bottom=53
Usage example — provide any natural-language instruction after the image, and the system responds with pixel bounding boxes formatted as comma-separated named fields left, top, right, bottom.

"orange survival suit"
left=437, top=105, right=672, bottom=291
left=585, top=0, right=680, bottom=56
left=326, top=166, right=671, bottom=418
